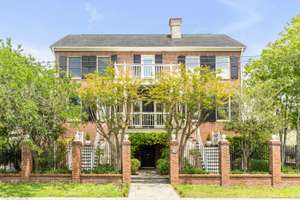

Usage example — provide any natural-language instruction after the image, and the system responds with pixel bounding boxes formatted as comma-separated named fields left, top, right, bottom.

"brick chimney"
left=169, top=17, right=182, bottom=39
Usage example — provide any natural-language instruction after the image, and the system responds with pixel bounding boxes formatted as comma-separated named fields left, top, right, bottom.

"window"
left=98, top=57, right=110, bottom=74
left=82, top=56, right=96, bottom=77
left=216, top=56, right=230, bottom=79
left=58, top=56, right=67, bottom=77
left=156, top=103, right=163, bottom=112
left=69, top=57, right=81, bottom=78
left=133, top=102, right=141, bottom=112
left=186, top=56, right=200, bottom=70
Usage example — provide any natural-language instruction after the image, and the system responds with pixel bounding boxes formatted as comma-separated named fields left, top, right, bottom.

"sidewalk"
left=128, top=183, right=180, bottom=200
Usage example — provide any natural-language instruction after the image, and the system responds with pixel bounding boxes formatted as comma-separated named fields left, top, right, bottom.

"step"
left=131, top=176, right=169, bottom=183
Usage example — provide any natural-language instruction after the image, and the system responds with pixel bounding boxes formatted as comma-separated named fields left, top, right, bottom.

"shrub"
left=91, top=164, right=120, bottom=174
left=131, top=159, right=141, bottom=174
left=181, top=164, right=206, bottom=174
left=249, top=159, right=269, bottom=172
left=282, top=166, right=300, bottom=174
left=156, top=158, right=169, bottom=175
left=161, top=147, right=169, bottom=159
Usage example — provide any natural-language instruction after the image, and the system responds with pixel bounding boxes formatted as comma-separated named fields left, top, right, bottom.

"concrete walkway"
left=128, top=183, right=180, bottom=200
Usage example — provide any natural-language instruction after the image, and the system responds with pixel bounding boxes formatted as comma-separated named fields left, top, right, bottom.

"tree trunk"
left=296, top=109, right=300, bottom=168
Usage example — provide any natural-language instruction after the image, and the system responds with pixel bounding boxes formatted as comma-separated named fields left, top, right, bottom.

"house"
left=51, top=17, right=245, bottom=169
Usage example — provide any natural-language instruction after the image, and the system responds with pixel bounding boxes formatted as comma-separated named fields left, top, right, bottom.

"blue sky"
left=0, top=0, right=299, bottom=62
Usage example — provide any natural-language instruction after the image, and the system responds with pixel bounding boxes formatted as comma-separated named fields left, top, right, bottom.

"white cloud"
left=84, top=2, right=103, bottom=25
left=217, top=0, right=263, bottom=34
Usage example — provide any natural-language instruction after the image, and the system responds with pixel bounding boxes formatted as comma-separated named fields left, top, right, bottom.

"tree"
left=149, top=65, right=235, bottom=167
left=79, top=68, right=141, bottom=169
left=225, top=85, right=276, bottom=171
left=245, top=14, right=300, bottom=166
left=0, top=39, right=80, bottom=165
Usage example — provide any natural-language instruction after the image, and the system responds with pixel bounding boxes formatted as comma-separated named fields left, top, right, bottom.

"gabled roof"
left=50, top=34, right=246, bottom=49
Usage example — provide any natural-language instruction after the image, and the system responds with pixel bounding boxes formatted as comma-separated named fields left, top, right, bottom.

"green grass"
left=0, top=182, right=128, bottom=197
left=174, top=184, right=300, bottom=198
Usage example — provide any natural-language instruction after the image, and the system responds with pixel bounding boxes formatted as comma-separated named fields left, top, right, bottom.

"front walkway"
left=128, top=183, right=180, bottom=200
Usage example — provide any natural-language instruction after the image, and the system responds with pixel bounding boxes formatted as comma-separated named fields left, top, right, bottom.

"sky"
left=0, top=0, right=299, bottom=63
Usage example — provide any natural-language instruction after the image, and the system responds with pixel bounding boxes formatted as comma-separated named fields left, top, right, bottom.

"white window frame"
left=216, top=56, right=230, bottom=79
left=68, top=56, right=82, bottom=80
left=186, top=56, right=200, bottom=70
left=97, top=56, right=110, bottom=74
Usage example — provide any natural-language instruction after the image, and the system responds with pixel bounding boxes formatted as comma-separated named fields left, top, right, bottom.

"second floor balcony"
left=114, top=63, right=179, bottom=79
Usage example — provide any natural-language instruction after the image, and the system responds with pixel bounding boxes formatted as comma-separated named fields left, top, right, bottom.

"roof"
left=50, top=34, right=246, bottom=49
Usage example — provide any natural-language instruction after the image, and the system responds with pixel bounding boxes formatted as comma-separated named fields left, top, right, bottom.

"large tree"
left=0, top=39, right=80, bottom=161
left=245, top=14, right=300, bottom=166
left=149, top=65, right=235, bottom=167
left=79, top=68, right=141, bottom=169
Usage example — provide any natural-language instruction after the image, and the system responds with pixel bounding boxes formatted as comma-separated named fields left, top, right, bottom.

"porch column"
left=72, top=139, right=82, bottom=182
left=122, top=135, right=131, bottom=184
left=269, top=135, right=281, bottom=187
left=21, top=143, right=32, bottom=181
left=219, top=135, right=230, bottom=186
left=170, top=135, right=179, bottom=184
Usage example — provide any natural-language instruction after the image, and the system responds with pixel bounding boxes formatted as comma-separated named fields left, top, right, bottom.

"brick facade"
left=122, top=140, right=131, bottom=184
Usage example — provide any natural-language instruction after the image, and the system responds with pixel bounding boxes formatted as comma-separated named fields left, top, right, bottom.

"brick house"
left=51, top=17, right=245, bottom=169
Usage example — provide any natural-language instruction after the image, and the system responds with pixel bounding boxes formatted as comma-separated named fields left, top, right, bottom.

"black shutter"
left=177, top=56, right=185, bottom=64
left=200, top=56, right=215, bottom=71
left=133, top=54, right=141, bottom=64
left=58, top=56, right=67, bottom=77
left=111, top=54, right=118, bottom=64
left=230, top=56, right=239, bottom=79
left=82, top=56, right=96, bottom=77
left=155, top=54, right=163, bottom=64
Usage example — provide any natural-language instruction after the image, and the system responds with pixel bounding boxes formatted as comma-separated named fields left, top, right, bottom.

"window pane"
left=186, top=56, right=200, bottom=69
left=133, top=102, right=140, bottom=112
left=82, top=56, right=96, bottom=77
left=156, top=103, right=163, bottom=112
left=216, top=56, right=230, bottom=79
left=69, top=57, right=81, bottom=78
left=98, top=57, right=110, bottom=74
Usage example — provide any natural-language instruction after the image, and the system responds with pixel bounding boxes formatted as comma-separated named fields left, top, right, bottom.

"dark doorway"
left=140, top=145, right=156, bottom=168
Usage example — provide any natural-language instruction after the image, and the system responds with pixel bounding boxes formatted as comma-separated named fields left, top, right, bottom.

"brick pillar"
left=72, top=140, right=82, bottom=182
left=269, top=136, right=281, bottom=187
left=219, top=136, right=230, bottom=186
left=122, top=137, right=131, bottom=184
left=170, top=136, right=179, bottom=184
left=21, top=144, right=32, bottom=181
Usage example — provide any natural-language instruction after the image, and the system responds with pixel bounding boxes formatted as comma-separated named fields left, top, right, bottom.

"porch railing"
left=114, top=64, right=179, bottom=79
left=129, top=113, right=167, bottom=128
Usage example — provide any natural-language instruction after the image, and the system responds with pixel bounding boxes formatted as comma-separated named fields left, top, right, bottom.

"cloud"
left=217, top=0, right=263, bottom=34
left=84, top=2, right=103, bottom=25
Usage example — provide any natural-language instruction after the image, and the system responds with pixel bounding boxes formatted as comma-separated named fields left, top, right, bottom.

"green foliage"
left=248, top=159, right=269, bottom=172
left=206, top=134, right=211, bottom=141
left=83, top=165, right=120, bottom=174
left=156, top=158, right=169, bottom=175
left=160, top=147, right=169, bottom=159
left=85, top=133, right=91, bottom=141
left=129, top=132, right=169, bottom=156
left=0, top=39, right=80, bottom=153
left=131, top=159, right=141, bottom=174
left=181, top=164, right=206, bottom=174
left=282, top=166, right=300, bottom=174
left=0, top=183, right=125, bottom=197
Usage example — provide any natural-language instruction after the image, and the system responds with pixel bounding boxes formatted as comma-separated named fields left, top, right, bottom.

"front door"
left=140, top=145, right=156, bottom=168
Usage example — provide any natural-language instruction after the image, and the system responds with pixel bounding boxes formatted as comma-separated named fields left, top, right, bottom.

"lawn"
left=174, top=184, right=300, bottom=198
left=0, top=182, right=128, bottom=197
